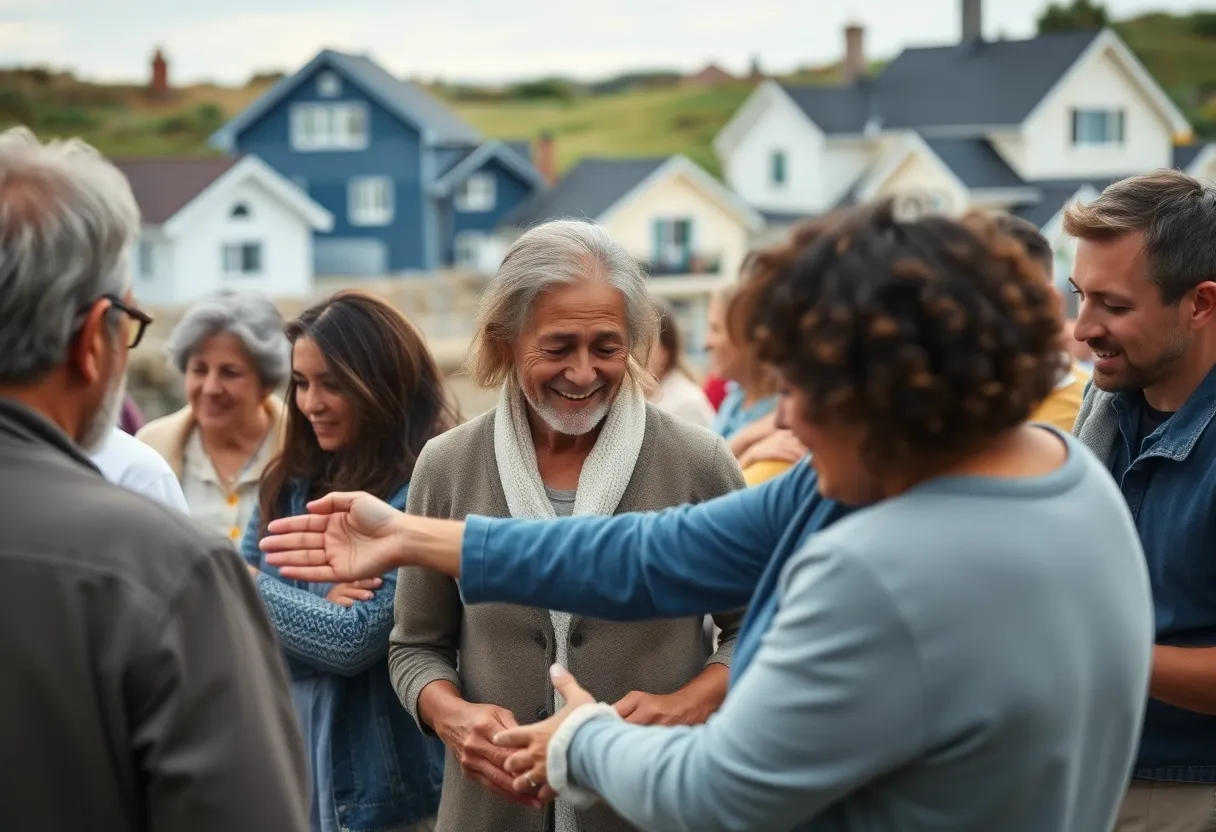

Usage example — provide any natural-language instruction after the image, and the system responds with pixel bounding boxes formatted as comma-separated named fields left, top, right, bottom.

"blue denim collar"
left=1111, top=363, right=1216, bottom=463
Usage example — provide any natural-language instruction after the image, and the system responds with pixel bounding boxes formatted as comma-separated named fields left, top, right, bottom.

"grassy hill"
left=1, top=11, right=1212, bottom=175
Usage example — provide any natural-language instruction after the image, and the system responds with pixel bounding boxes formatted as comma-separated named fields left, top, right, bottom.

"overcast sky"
left=0, top=0, right=1209, bottom=85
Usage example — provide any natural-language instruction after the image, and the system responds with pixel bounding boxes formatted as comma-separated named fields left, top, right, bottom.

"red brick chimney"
left=843, top=24, right=866, bottom=84
left=535, top=131, right=556, bottom=185
left=149, top=48, right=169, bottom=99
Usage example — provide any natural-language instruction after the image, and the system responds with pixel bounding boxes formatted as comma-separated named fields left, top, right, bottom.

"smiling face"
left=1071, top=232, right=1189, bottom=393
left=185, top=332, right=269, bottom=435
left=291, top=336, right=356, bottom=452
left=513, top=279, right=630, bottom=436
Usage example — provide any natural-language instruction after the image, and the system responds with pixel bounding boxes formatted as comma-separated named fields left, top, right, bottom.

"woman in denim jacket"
left=241, top=290, right=457, bottom=831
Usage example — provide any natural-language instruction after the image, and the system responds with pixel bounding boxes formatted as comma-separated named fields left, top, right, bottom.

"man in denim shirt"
left=1071, top=169, right=1216, bottom=831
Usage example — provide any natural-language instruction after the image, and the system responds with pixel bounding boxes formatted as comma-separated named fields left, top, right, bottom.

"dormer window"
left=317, top=71, right=342, bottom=98
left=1072, top=109, right=1125, bottom=146
left=456, top=173, right=496, bottom=212
left=770, top=150, right=787, bottom=187
left=230, top=202, right=250, bottom=219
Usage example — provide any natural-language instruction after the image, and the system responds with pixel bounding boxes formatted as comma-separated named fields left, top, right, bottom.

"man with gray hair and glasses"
left=1070, top=168, right=1216, bottom=831
left=0, top=127, right=308, bottom=831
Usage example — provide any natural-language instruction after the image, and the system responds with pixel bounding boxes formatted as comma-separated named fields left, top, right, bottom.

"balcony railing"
left=638, top=253, right=723, bottom=277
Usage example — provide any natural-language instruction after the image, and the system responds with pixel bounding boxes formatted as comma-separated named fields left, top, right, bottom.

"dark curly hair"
left=734, top=199, right=1066, bottom=471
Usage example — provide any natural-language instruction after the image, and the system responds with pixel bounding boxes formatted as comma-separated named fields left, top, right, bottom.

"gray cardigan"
left=388, top=402, right=745, bottom=832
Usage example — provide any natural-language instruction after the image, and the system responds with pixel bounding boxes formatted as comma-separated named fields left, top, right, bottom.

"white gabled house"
left=114, top=155, right=333, bottom=306
left=714, top=0, right=1207, bottom=287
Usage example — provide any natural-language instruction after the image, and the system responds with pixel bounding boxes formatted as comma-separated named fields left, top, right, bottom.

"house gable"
left=211, top=50, right=479, bottom=151
left=1177, top=142, right=1216, bottom=182
left=856, top=134, right=970, bottom=214
left=1019, top=29, right=1190, bottom=180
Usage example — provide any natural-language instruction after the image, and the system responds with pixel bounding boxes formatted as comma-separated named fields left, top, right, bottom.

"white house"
left=496, top=154, right=763, bottom=356
left=114, top=155, right=333, bottom=306
left=714, top=0, right=1201, bottom=291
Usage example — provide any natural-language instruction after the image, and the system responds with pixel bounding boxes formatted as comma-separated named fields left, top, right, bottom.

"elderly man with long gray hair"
left=0, top=127, right=307, bottom=830
left=389, top=218, right=745, bottom=832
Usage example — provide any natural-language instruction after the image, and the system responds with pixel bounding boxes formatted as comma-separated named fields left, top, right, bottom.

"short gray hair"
left=1062, top=168, right=1216, bottom=303
left=0, top=127, right=139, bottom=383
left=466, top=219, right=655, bottom=388
left=164, top=288, right=290, bottom=388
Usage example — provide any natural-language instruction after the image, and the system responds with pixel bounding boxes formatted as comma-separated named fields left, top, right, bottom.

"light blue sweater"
left=461, top=432, right=1154, bottom=831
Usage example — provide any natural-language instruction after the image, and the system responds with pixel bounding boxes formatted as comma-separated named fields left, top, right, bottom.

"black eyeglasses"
left=74, top=294, right=154, bottom=349
left=106, top=294, right=154, bottom=349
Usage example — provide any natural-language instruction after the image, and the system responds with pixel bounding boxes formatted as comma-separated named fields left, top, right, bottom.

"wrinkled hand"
left=439, top=701, right=544, bottom=809
left=260, top=491, right=402, bottom=583
left=737, top=428, right=808, bottom=469
left=494, top=665, right=595, bottom=798
left=613, top=688, right=712, bottom=726
left=324, top=577, right=383, bottom=608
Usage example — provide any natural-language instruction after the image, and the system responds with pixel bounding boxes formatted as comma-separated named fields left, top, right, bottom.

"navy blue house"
left=210, top=50, right=546, bottom=277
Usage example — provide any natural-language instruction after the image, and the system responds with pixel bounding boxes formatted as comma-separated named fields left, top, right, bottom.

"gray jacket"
left=388, top=402, right=746, bottom=832
left=0, top=399, right=308, bottom=832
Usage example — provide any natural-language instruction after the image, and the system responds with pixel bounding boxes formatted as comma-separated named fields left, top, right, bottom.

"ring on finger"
left=524, top=773, right=541, bottom=790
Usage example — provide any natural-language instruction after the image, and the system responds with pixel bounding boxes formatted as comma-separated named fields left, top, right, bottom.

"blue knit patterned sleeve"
left=253, top=570, right=398, bottom=677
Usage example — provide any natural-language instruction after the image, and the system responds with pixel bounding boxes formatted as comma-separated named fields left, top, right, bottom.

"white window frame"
left=453, top=231, right=486, bottom=269
left=290, top=102, right=369, bottom=151
left=317, top=71, right=342, bottom=98
left=455, top=173, right=496, bottom=212
left=222, top=241, right=264, bottom=276
left=1072, top=108, right=1125, bottom=146
left=349, top=176, right=394, bottom=227
left=654, top=216, right=694, bottom=266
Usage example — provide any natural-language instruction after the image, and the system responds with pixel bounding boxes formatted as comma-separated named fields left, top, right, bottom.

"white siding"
left=164, top=178, right=315, bottom=305
left=868, top=149, right=970, bottom=214
left=989, top=133, right=1029, bottom=181
left=722, top=92, right=826, bottom=214
left=131, top=230, right=174, bottom=306
left=821, top=140, right=875, bottom=207
left=1021, top=45, right=1174, bottom=180
left=605, top=170, right=752, bottom=285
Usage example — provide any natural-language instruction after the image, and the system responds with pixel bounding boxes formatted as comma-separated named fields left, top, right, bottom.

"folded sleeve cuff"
left=458, top=515, right=494, bottom=603
left=546, top=702, right=621, bottom=808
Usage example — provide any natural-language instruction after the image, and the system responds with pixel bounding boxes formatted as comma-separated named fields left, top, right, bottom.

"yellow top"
left=742, top=459, right=794, bottom=487
left=1031, top=361, right=1090, bottom=433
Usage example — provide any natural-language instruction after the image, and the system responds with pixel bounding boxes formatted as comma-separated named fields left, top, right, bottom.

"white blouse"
left=179, top=428, right=277, bottom=544
left=651, top=371, right=717, bottom=430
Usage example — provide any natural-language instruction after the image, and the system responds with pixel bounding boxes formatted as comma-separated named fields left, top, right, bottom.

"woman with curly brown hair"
left=262, top=200, right=1155, bottom=832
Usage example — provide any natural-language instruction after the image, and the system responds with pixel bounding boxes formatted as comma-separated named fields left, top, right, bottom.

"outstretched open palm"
left=260, top=491, right=403, bottom=582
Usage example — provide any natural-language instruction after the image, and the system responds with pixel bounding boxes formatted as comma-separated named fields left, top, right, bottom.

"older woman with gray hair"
left=138, top=288, right=289, bottom=541
left=389, top=219, right=744, bottom=832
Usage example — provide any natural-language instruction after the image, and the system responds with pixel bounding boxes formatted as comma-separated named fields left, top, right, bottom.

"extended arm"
left=241, top=507, right=395, bottom=676
left=557, top=546, right=925, bottom=832
left=460, top=465, right=832, bottom=620
left=1150, top=646, right=1216, bottom=714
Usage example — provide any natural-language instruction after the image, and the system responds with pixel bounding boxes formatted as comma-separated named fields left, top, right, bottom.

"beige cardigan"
left=389, top=402, right=745, bottom=832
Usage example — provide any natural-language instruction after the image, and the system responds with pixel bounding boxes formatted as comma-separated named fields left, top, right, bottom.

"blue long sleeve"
left=561, top=543, right=925, bottom=832
left=460, top=464, right=815, bottom=619
left=241, top=504, right=398, bottom=677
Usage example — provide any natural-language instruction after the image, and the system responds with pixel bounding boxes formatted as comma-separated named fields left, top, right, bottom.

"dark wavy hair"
left=733, top=199, right=1066, bottom=471
left=258, top=290, right=459, bottom=529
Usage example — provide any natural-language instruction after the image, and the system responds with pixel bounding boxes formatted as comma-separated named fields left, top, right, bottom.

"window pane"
left=243, top=244, right=261, bottom=273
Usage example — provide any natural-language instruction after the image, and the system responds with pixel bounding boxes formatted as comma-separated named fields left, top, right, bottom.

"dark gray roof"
left=438, top=146, right=477, bottom=176
left=760, top=209, right=812, bottom=226
left=111, top=157, right=241, bottom=224
left=1011, top=176, right=1125, bottom=227
left=782, top=29, right=1102, bottom=134
left=212, top=49, right=480, bottom=149
left=1174, top=143, right=1212, bottom=170
left=500, top=157, right=668, bottom=228
left=922, top=137, right=1026, bottom=188
left=778, top=85, right=871, bottom=135
left=505, top=140, right=533, bottom=165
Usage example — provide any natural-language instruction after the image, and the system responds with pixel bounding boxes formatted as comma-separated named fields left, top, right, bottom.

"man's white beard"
left=522, top=383, right=612, bottom=437
left=80, top=371, right=126, bottom=453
